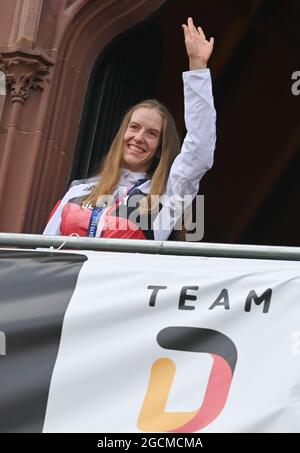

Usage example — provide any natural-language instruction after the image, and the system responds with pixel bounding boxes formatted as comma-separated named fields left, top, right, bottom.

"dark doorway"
left=71, top=22, right=163, bottom=181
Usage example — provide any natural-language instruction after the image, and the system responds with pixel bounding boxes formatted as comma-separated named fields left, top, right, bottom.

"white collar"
left=120, top=168, right=148, bottom=185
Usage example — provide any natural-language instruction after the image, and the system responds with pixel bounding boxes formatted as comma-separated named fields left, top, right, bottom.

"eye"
left=130, top=124, right=138, bottom=130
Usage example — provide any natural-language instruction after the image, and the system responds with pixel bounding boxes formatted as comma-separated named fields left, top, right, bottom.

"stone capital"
left=0, top=51, right=52, bottom=104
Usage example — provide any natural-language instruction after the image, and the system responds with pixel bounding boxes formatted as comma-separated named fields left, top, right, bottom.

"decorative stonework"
left=0, top=52, right=52, bottom=104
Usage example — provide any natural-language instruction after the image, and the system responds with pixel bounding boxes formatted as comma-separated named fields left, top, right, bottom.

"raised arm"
left=154, top=19, right=216, bottom=240
left=165, top=18, right=216, bottom=200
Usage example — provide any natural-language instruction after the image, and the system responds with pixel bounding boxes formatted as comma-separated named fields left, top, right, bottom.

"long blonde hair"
left=84, top=99, right=181, bottom=210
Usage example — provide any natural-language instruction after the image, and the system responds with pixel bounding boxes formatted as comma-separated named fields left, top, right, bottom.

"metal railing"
left=1, top=232, right=300, bottom=261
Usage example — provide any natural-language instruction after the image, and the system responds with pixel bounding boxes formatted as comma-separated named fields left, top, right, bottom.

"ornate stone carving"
left=0, top=52, right=52, bottom=104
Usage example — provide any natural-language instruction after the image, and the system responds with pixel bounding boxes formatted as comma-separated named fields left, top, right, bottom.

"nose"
left=133, top=128, right=145, bottom=143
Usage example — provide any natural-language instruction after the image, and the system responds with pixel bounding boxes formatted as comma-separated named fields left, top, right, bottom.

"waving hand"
left=182, top=17, right=214, bottom=70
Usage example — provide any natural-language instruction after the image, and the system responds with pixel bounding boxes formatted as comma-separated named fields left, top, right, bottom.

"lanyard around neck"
left=87, top=178, right=147, bottom=237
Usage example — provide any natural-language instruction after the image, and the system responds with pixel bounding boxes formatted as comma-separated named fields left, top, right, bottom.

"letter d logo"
left=138, top=327, right=237, bottom=432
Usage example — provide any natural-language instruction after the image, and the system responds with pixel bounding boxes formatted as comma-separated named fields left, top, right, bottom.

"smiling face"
left=121, top=107, right=163, bottom=173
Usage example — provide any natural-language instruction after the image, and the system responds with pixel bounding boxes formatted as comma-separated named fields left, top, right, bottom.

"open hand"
left=182, top=17, right=214, bottom=70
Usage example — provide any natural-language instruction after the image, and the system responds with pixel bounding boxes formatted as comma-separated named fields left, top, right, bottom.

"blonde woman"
left=44, top=18, right=216, bottom=241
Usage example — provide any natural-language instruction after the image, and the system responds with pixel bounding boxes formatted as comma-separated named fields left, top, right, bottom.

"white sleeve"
left=43, top=190, right=72, bottom=236
left=165, top=68, right=216, bottom=199
left=43, top=184, right=88, bottom=235
left=153, top=69, right=216, bottom=241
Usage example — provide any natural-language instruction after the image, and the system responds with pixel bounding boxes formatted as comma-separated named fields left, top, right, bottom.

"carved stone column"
left=0, top=0, right=57, bottom=232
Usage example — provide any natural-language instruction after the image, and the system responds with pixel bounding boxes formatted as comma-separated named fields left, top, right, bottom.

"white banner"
left=39, top=250, right=300, bottom=433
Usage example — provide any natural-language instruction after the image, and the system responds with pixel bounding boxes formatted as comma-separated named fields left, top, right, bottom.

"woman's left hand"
left=182, top=17, right=214, bottom=70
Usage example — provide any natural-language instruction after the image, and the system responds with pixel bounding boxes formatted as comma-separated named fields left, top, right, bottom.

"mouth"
left=127, top=144, right=146, bottom=154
